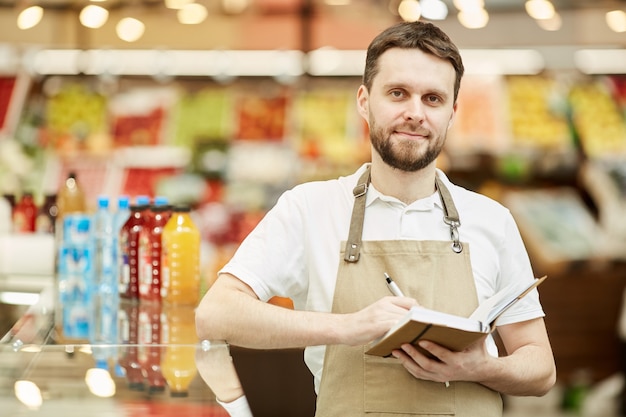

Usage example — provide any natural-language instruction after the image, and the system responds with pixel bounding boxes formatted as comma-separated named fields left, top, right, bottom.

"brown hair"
left=363, top=21, right=465, bottom=102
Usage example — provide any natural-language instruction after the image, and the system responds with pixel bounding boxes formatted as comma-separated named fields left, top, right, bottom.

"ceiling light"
left=575, top=49, right=626, bottom=74
left=525, top=0, right=555, bottom=20
left=324, top=0, right=350, bottom=5
left=457, top=7, right=489, bottom=29
left=398, top=0, right=421, bottom=22
left=116, top=17, right=145, bottom=42
left=453, top=0, right=483, bottom=11
left=536, top=12, right=561, bottom=31
left=17, top=6, right=43, bottom=30
left=79, top=5, right=109, bottom=29
left=606, top=10, right=626, bottom=33
left=177, top=3, right=208, bottom=24
left=165, top=0, right=194, bottom=9
left=420, top=0, right=448, bottom=20
left=221, top=0, right=251, bottom=14
left=462, top=49, right=544, bottom=74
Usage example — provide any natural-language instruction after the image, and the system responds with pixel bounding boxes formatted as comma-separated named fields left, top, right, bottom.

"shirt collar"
left=364, top=168, right=450, bottom=211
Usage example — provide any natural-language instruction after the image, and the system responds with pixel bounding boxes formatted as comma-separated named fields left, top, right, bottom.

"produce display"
left=505, top=75, right=572, bottom=150
left=172, top=88, right=233, bottom=147
left=447, top=74, right=508, bottom=154
left=45, top=83, right=107, bottom=153
left=234, top=93, right=289, bottom=141
left=569, top=79, right=626, bottom=158
left=109, top=88, right=176, bottom=148
left=3, top=74, right=625, bottom=205
left=294, top=89, right=356, bottom=160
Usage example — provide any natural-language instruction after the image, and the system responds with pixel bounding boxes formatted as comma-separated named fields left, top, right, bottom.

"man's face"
left=357, top=48, right=457, bottom=172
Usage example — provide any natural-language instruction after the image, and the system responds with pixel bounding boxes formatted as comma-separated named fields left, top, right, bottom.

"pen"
left=384, top=272, right=405, bottom=297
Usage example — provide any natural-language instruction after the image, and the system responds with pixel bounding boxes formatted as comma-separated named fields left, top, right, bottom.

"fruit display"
left=505, top=75, right=571, bottom=150
left=234, top=92, right=289, bottom=141
left=294, top=88, right=359, bottom=162
left=172, top=87, right=233, bottom=147
left=607, top=76, right=626, bottom=120
left=569, top=79, right=626, bottom=159
left=45, top=82, right=107, bottom=153
left=447, top=74, right=508, bottom=153
left=109, top=87, right=177, bottom=148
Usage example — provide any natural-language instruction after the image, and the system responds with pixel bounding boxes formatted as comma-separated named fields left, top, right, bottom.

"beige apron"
left=315, top=166, right=502, bottom=417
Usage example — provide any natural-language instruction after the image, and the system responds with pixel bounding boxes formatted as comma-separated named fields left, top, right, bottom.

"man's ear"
left=356, top=85, right=369, bottom=121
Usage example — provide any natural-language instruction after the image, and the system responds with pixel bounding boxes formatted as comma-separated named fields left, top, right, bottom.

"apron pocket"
left=364, top=354, right=455, bottom=415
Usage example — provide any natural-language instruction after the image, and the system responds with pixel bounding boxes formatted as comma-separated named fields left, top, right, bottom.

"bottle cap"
left=154, top=196, right=169, bottom=206
left=97, top=196, right=109, bottom=209
left=135, top=195, right=151, bottom=206
left=117, top=195, right=130, bottom=209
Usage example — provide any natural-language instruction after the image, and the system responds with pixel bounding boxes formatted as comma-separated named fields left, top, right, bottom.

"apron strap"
left=436, top=175, right=463, bottom=253
left=344, top=166, right=371, bottom=262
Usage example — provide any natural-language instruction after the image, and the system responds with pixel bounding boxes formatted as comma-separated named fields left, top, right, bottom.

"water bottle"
left=91, top=196, right=119, bottom=369
left=57, top=214, right=93, bottom=342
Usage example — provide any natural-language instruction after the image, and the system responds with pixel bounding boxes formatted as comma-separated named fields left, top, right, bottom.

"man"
left=196, top=20, right=556, bottom=416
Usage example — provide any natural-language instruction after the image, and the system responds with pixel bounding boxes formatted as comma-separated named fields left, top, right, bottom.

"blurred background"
left=1, top=1, right=626, bottom=415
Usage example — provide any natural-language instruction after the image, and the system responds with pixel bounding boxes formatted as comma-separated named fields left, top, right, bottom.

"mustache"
left=392, top=124, right=430, bottom=136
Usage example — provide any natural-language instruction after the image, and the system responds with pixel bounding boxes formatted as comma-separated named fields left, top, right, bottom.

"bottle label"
left=138, top=235, right=151, bottom=297
left=120, top=262, right=130, bottom=295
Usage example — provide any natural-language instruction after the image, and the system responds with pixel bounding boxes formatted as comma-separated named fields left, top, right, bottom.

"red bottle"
left=119, top=197, right=151, bottom=301
left=12, top=192, right=37, bottom=233
left=138, top=205, right=170, bottom=303
left=138, top=301, right=166, bottom=393
left=118, top=300, right=144, bottom=391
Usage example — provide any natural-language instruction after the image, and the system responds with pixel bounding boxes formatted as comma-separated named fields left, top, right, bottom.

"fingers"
left=391, top=342, right=452, bottom=384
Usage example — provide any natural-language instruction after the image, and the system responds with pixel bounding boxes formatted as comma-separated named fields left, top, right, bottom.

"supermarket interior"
left=1, top=0, right=626, bottom=416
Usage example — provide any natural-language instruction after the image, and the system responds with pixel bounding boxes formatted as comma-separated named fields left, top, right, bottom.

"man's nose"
left=403, top=98, right=425, bottom=122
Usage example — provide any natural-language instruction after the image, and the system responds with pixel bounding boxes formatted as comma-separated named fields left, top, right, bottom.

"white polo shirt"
left=220, top=163, right=544, bottom=392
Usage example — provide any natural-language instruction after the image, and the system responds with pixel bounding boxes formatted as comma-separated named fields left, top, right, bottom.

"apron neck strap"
left=344, top=167, right=464, bottom=263
left=436, top=175, right=463, bottom=253
left=344, top=165, right=371, bottom=263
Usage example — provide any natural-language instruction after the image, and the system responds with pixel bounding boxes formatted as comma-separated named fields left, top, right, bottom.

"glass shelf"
left=0, top=286, right=234, bottom=416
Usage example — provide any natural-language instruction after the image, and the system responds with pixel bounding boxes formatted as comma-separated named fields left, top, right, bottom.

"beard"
left=369, top=118, right=445, bottom=172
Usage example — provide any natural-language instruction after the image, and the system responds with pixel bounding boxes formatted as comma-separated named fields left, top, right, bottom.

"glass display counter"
left=0, top=286, right=232, bottom=417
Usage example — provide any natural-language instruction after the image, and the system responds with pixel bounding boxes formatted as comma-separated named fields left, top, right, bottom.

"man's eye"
left=426, top=95, right=441, bottom=104
left=390, top=90, right=404, bottom=98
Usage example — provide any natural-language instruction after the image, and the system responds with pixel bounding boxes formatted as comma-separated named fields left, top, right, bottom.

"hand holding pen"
left=384, top=272, right=405, bottom=297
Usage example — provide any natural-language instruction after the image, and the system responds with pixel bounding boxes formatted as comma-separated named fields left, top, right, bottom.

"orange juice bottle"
left=161, top=305, right=197, bottom=397
left=161, top=206, right=200, bottom=306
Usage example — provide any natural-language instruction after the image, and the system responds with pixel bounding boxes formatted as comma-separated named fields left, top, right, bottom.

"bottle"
left=139, top=205, right=170, bottom=303
left=161, top=305, right=198, bottom=397
left=118, top=300, right=145, bottom=391
left=91, top=196, right=119, bottom=365
left=36, top=194, right=58, bottom=234
left=119, top=196, right=151, bottom=301
left=56, top=214, right=94, bottom=342
left=56, top=172, right=87, bottom=219
left=114, top=196, right=131, bottom=233
left=161, top=206, right=201, bottom=306
left=12, top=192, right=37, bottom=233
left=138, top=301, right=166, bottom=393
